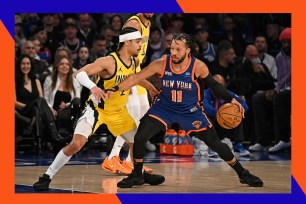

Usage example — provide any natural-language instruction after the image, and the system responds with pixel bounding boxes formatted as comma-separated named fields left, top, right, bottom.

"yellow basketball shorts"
left=78, top=102, right=136, bottom=136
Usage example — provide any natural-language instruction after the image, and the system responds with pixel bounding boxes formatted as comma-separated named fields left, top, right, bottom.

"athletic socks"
left=228, top=158, right=245, bottom=176
left=46, top=149, right=72, bottom=179
left=126, top=149, right=132, bottom=162
left=109, top=136, right=125, bottom=159
left=133, top=160, right=144, bottom=175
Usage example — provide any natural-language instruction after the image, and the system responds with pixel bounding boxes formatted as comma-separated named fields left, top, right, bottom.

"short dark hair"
left=172, top=33, right=197, bottom=56
left=93, top=34, right=106, bottom=43
left=217, top=40, right=233, bottom=58
left=150, top=26, right=161, bottom=35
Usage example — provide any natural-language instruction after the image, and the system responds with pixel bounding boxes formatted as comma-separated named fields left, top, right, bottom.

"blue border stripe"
left=117, top=177, right=304, bottom=204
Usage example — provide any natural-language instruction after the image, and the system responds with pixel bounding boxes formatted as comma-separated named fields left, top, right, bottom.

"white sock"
left=126, top=149, right=131, bottom=162
left=46, top=149, right=72, bottom=179
left=109, top=136, right=125, bottom=159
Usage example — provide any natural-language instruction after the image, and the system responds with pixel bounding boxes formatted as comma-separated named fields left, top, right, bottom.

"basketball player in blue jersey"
left=32, top=27, right=162, bottom=191
left=103, top=33, right=263, bottom=188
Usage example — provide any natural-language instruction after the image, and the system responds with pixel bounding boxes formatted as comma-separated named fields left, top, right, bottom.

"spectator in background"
left=100, top=25, right=116, bottom=52
left=249, top=35, right=278, bottom=151
left=15, top=54, right=65, bottom=146
left=89, top=34, right=109, bottom=62
left=204, top=74, right=250, bottom=157
left=59, top=19, right=85, bottom=63
left=142, top=32, right=173, bottom=68
left=165, top=14, right=185, bottom=34
left=73, top=46, right=91, bottom=70
left=110, top=14, right=123, bottom=36
left=235, top=45, right=276, bottom=145
left=209, top=40, right=236, bottom=88
left=219, top=16, right=245, bottom=57
left=268, top=28, right=291, bottom=153
left=194, top=27, right=217, bottom=65
left=77, top=13, right=97, bottom=49
left=22, top=13, right=40, bottom=39
left=254, top=35, right=278, bottom=80
left=234, top=14, right=254, bottom=45
left=21, top=40, right=50, bottom=84
left=235, top=45, right=275, bottom=102
left=266, top=21, right=282, bottom=58
left=48, top=46, right=77, bottom=73
left=15, top=15, right=26, bottom=56
left=160, top=32, right=174, bottom=56
left=41, top=14, right=62, bottom=63
left=145, top=26, right=163, bottom=65
left=52, top=14, right=63, bottom=32
left=34, top=26, right=52, bottom=67
left=43, top=56, right=82, bottom=133
left=31, top=37, right=42, bottom=60
left=194, top=17, right=209, bottom=32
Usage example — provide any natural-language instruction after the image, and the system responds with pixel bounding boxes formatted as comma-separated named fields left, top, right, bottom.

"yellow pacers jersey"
left=92, top=52, right=136, bottom=113
left=126, top=15, right=150, bottom=95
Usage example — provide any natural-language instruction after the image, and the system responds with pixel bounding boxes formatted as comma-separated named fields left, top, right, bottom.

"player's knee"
left=134, top=133, right=147, bottom=146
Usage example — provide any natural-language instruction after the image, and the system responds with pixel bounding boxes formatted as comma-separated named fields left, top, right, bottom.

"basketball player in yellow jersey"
left=124, top=13, right=153, bottom=116
left=102, top=14, right=155, bottom=175
left=33, top=27, right=159, bottom=191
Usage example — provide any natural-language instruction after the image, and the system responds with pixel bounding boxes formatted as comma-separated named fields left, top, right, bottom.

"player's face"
left=170, top=39, right=190, bottom=64
left=129, top=38, right=143, bottom=55
left=20, top=57, right=31, bottom=75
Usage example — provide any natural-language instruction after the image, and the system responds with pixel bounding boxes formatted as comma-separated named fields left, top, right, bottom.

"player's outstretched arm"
left=137, top=79, right=159, bottom=98
left=103, top=57, right=164, bottom=100
left=118, top=57, right=164, bottom=91
left=74, top=56, right=114, bottom=102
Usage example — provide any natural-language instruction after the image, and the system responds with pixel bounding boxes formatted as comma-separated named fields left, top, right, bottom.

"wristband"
left=104, top=85, right=119, bottom=93
left=113, top=85, right=119, bottom=91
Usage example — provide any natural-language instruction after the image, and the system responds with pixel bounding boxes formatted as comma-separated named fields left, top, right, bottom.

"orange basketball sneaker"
left=121, top=160, right=153, bottom=174
left=101, top=156, right=131, bottom=175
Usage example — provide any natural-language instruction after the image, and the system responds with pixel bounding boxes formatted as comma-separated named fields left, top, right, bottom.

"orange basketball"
left=216, top=103, right=242, bottom=129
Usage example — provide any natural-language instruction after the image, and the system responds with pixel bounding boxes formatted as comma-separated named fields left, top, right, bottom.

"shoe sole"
left=240, top=180, right=264, bottom=187
left=145, top=177, right=165, bottom=185
left=33, top=187, right=49, bottom=191
left=101, top=165, right=118, bottom=174
left=117, top=180, right=145, bottom=188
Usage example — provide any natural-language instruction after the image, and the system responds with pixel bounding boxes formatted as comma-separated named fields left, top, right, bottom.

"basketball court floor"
left=15, top=148, right=291, bottom=193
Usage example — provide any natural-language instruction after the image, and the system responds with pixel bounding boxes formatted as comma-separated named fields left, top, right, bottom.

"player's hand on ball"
left=231, top=98, right=245, bottom=118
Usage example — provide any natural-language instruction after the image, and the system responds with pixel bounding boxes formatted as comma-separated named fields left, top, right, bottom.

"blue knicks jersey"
left=148, top=55, right=211, bottom=133
left=156, top=55, right=202, bottom=113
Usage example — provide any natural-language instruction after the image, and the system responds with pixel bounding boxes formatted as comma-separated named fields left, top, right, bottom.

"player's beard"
left=172, top=53, right=187, bottom=64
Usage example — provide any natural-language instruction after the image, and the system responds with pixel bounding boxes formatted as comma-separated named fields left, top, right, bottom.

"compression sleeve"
left=203, top=73, right=233, bottom=101
left=75, top=71, right=97, bottom=90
